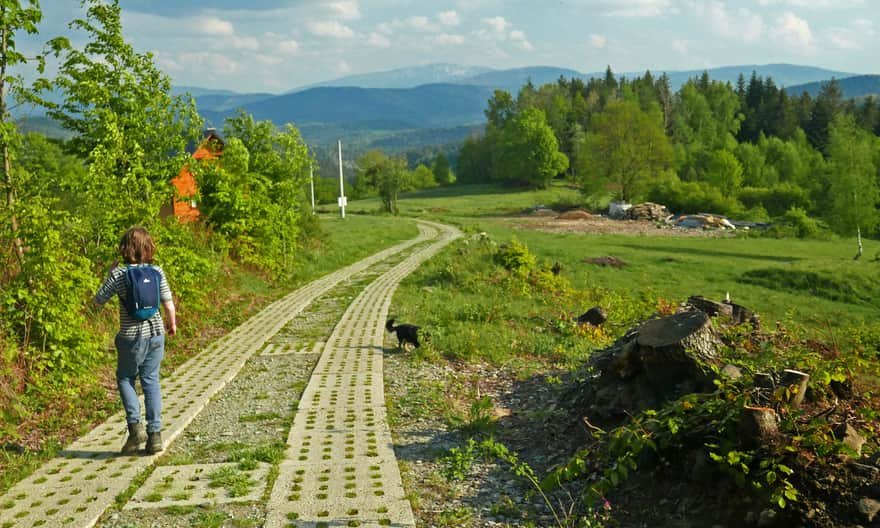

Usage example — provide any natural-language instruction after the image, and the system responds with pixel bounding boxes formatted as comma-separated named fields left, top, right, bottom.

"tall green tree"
left=431, top=152, right=453, bottom=185
left=806, top=79, right=843, bottom=156
left=496, top=107, right=568, bottom=188
left=357, top=150, right=411, bottom=214
left=1, top=0, right=53, bottom=266
left=823, top=114, right=879, bottom=236
left=457, top=134, right=492, bottom=184
left=576, top=100, right=673, bottom=202
left=48, top=0, right=202, bottom=247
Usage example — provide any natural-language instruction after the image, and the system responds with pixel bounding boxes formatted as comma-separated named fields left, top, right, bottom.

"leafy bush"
left=494, top=238, right=536, bottom=277
left=782, top=207, right=820, bottom=239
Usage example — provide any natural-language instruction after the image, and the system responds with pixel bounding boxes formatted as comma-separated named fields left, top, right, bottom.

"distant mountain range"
left=284, top=62, right=857, bottom=94
left=784, top=75, right=880, bottom=99
left=17, top=63, right=876, bottom=154
left=291, top=63, right=493, bottom=92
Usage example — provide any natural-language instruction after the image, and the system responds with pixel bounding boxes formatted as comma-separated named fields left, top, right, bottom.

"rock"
left=721, top=364, right=743, bottom=379
left=577, top=306, right=607, bottom=326
left=840, top=424, right=866, bottom=456
left=757, top=508, right=778, bottom=527
left=858, top=498, right=880, bottom=523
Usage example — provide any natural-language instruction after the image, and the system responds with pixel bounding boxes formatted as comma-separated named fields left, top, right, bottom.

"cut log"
left=636, top=310, right=721, bottom=393
left=779, top=369, right=810, bottom=407
left=687, top=296, right=733, bottom=317
left=739, top=405, right=780, bottom=447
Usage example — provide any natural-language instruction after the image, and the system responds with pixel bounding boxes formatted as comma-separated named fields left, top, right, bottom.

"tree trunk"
left=0, top=15, right=25, bottom=265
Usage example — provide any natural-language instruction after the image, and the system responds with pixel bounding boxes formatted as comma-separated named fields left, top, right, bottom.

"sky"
left=20, top=0, right=880, bottom=94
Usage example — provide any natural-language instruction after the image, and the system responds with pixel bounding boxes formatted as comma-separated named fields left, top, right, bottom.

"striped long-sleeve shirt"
left=95, top=265, right=173, bottom=338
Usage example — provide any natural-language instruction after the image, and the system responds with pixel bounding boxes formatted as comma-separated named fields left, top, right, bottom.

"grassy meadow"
left=348, top=183, right=879, bottom=340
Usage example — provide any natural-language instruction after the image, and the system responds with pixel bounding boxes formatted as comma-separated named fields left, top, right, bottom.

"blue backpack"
left=124, top=266, right=162, bottom=321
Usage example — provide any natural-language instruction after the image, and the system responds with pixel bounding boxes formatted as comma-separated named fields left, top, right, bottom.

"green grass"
left=359, top=181, right=879, bottom=337
left=347, top=183, right=583, bottom=219
left=293, top=214, right=419, bottom=283
left=477, top=225, right=879, bottom=334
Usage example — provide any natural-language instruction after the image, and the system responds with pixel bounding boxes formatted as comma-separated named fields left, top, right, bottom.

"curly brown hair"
left=119, top=227, right=155, bottom=264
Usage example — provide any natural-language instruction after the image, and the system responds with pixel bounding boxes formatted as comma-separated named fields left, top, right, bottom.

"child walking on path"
left=95, top=227, right=177, bottom=454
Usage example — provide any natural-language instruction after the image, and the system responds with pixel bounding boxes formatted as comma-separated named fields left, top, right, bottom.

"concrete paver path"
left=0, top=220, right=459, bottom=528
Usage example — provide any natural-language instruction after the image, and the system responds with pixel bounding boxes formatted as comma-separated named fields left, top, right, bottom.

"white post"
left=309, top=163, right=316, bottom=214
left=337, top=139, right=346, bottom=219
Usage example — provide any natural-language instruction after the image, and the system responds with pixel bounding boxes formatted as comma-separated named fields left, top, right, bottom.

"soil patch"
left=507, top=215, right=730, bottom=237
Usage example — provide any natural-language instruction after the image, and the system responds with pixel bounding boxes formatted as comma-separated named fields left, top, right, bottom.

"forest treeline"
left=456, top=68, right=880, bottom=237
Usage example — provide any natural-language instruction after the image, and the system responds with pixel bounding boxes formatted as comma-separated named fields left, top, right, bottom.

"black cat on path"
left=385, top=318, right=420, bottom=350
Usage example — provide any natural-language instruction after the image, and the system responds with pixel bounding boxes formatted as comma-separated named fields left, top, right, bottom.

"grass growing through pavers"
left=91, top=232, right=442, bottom=527
left=0, top=215, right=420, bottom=498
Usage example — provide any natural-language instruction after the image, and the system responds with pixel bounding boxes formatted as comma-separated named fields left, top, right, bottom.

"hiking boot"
left=121, top=423, right=146, bottom=454
left=145, top=431, right=163, bottom=454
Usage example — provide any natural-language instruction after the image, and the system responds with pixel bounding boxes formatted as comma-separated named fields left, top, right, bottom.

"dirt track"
left=506, top=212, right=731, bottom=237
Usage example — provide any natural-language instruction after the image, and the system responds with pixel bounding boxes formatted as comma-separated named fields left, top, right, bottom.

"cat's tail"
left=385, top=318, right=396, bottom=332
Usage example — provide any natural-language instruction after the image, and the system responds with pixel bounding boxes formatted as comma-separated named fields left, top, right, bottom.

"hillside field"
left=345, top=183, right=879, bottom=337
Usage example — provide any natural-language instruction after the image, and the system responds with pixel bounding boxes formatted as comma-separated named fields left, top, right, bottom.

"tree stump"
left=779, top=369, right=810, bottom=407
left=577, top=306, right=608, bottom=326
left=636, top=310, right=720, bottom=393
left=739, top=405, right=780, bottom=448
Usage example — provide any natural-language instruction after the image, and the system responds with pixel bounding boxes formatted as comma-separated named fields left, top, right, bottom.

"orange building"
left=166, top=130, right=224, bottom=223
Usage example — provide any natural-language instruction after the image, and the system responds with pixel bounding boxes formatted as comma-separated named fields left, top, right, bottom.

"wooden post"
left=739, top=405, right=779, bottom=447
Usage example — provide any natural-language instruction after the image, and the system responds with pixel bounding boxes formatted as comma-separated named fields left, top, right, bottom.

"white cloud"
left=757, top=0, right=863, bottom=7
left=825, top=28, right=860, bottom=50
left=852, top=19, right=876, bottom=37
left=377, top=22, right=394, bottom=35
left=229, top=35, right=259, bottom=51
left=255, top=54, right=283, bottom=66
left=602, top=0, right=673, bottom=17
left=276, top=39, right=300, bottom=55
left=176, top=52, right=240, bottom=76
left=509, top=29, right=533, bottom=51
left=483, top=16, right=509, bottom=34
left=695, top=1, right=764, bottom=43
left=367, top=32, right=391, bottom=48
left=406, top=16, right=431, bottom=30
left=328, top=1, right=361, bottom=20
left=771, top=11, right=814, bottom=53
left=196, top=16, right=235, bottom=36
left=336, top=60, right=352, bottom=74
left=308, top=20, right=355, bottom=38
left=589, top=33, right=607, bottom=48
left=433, top=33, right=465, bottom=45
left=438, top=10, right=460, bottom=26
left=672, top=39, right=688, bottom=54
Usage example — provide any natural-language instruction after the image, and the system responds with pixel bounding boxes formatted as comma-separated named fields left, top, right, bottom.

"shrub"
left=494, top=239, right=536, bottom=277
left=782, top=207, right=820, bottom=239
